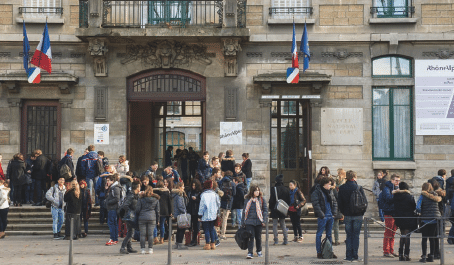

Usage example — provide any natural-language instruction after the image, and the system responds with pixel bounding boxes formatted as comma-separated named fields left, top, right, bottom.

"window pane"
left=373, top=106, right=390, bottom=158
left=373, top=57, right=391, bottom=76
left=271, top=126, right=277, bottom=169
left=281, top=118, right=297, bottom=169
left=394, top=106, right=411, bottom=158
left=373, top=89, right=390, bottom=105
left=373, top=57, right=411, bottom=77
left=391, top=57, right=411, bottom=76
left=393, top=88, right=410, bottom=105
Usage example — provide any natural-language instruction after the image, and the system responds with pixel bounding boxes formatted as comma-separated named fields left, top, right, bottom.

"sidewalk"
left=1, top=232, right=453, bottom=264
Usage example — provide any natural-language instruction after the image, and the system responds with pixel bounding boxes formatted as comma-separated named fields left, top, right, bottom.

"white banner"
left=415, top=60, right=454, bottom=135
left=220, top=122, right=242, bottom=145
left=94, top=124, right=109, bottom=145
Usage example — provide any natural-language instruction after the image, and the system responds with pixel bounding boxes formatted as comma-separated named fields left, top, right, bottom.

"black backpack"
left=350, top=185, right=368, bottom=215
left=235, top=227, right=252, bottom=250
left=221, top=180, right=233, bottom=201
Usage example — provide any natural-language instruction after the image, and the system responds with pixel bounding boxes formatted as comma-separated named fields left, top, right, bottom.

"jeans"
left=344, top=215, right=363, bottom=260
left=289, top=211, right=302, bottom=238
left=272, top=218, right=288, bottom=243
left=246, top=178, right=252, bottom=191
left=231, top=209, right=243, bottom=226
left=316, top=217, right=334, bottom=254
left=25, top=183, right=33, bottom=202
left=220, top=208, right=230, bottom=237
left=383, top=215, right=397, bottom=254
left=121, top=222, right=134, bottom=249
left=202, top=221, right=216, bottom=244
left=51, top=206, right=65, bottom=234
left=139, top=221, right=155, bottom=249
left=0, top=208, right=9, bottom=232
left=31, top=179, right=44, bottom=203
left=377, top=199, right=385, bottom=222
left=108, top=210, right=118, bottom=241
left=333, top=219, right=339, bottom=243
left=246, top=224, right=263, bottom=254
left=65, top=213, right=81, bottom=237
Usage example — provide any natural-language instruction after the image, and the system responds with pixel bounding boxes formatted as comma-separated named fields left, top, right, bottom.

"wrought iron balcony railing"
left=19, top=6, right=63, bottom=15
left=269, top=7, right=313, bottom=16
left=370, top=6, right=415, bottom=18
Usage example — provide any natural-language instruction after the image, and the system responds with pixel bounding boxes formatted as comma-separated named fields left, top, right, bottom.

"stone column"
left=89, top=0, right=103, bottom=28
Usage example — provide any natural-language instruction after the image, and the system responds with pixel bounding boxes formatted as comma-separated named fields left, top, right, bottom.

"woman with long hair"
left=187, top=179, right=202, bottom=246
left=241, top=153, right=252, bottom=191
left=288, top=180, right=306, bottom=243
left=153, top=180, right=172, bottom=244
left=172, top=182, right=189, bottom=249
left=242, top=185, right=268, bottom=259
left=7, top=153, right=26, bottom=206
left=64, top=179, right=82, bottom=240
left=136, top=185, right=160, bottom=254
left=198, top=179, right=220, bottom=250
left=79, top=180, right=92, bottom=238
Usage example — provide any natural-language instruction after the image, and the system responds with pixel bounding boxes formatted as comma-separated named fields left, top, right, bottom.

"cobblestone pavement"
left=1, top=232, right=454, bottom=264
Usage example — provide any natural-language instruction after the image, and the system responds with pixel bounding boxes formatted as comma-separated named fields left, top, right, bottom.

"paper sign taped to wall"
left=94, top=124, right=109, bottom=145
left=220, top=122, right=242, bottom=145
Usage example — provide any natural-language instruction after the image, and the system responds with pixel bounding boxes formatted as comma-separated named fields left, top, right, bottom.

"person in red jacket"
left=0, top=154, right=5, bottom=181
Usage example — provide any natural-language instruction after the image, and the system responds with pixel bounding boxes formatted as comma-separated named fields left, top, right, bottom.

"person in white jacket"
left=0, top=179, right=11, bottom=239
left=46, top=176, right=67, bottom=239
left=115, top=155, right=129, bottom=176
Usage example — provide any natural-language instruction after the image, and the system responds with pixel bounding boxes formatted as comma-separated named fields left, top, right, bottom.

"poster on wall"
left=415, top=60, right=454, bottom=135
left=220, top=122, right=242, bottom=145
left=94, top=124, right=109, bottom=145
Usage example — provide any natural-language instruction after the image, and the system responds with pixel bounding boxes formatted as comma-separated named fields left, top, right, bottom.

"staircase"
left=6, top=204, right=386, bottom=236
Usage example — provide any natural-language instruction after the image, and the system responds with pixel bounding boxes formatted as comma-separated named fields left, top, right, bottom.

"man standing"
left=105, top=174, right=121, bottom=245
left=269, top=174, right=290, bottom=245
left=380, top=174, right=400, bottom=258
left=338, top=170, right=368, bottom=262
left=32, top=150, right=49, bottom=206
left=76, top=148, right=89, bottom=181
left=58, top=148, right=75, bottom=182
left=431, top=169, right=447, bottom=190
left=165, top=146, right=173, bottom=167
left=81, top=145, right=99, bottom=203
left=187, top=147, right=199, bottom=182
left=46, top=176, right=66, bottom=239
left=145, top=161, right=158, bottom=178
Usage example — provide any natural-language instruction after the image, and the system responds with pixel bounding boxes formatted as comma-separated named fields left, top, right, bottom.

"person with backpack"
left=392, top=181, right=417, bottom=261
left=172, top=182, right=189, bottom=250
left=46, top=176, right=66, bottom=239
left=81, top=145, right=100, bottom=204
left=136, top=185, right=160, bottom=254
left=96, top=166, right=113, bottom=224
left=338, top=170, right=367, bottom=262
left=242, top=185, right=267, bottom=259
left=105, top=174, right=121, bottom=246
left=219, top=170, right=235, bottom=240
left=79, top=180, right=92, bottom=238
left=431, top=169, right=447, bottom=190
left=231, top=177, right=246, bottom=228
left=379, top=174, right=400, bottom=258
left=312, top=176, right=338, bottom=259
left=269, top=174, right=290, bottom=245
left=288, top=180, right=306, bottom=243
left=119, top=181, right=140, bottom=254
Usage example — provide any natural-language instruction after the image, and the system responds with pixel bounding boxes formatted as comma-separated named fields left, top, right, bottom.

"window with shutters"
left=270, top=0, right=312, bottom=19
left=95, top=86, right=108, bottom=120
left=22, top=0, right=63, bottom=18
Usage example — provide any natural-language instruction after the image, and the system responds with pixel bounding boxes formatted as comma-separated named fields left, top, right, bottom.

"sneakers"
left=106, top=239, right=115, bottom=246
left=113, top=241, right=118, bottom=245
left=247, top=253, right=253, bottom=259
left=119, top=248, right=129, bottom=255
left=53, top=233, right=61, bottom=240
left=257, top=251, right=263, bottom=257
left=215, top=239, right=220, bottom=247
left=220, top=236, right=227, bottom=240
left=141, top=249, right=146, bottom=255
left=383, top=253, right=394, bottom=258
left=127, top=247, right=138, bottom=253
left=148, top=248, right=153, bottom=254
left=297, top=237, right=303, bottom=243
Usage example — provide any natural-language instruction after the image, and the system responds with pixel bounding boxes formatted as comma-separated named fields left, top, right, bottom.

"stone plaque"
left=321, top=108, right=363, bottom=145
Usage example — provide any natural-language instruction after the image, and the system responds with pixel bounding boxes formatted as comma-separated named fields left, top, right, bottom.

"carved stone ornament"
left=423, top=50, right=454, bottom=59
left=223, top=38, right=241, bottom=77
left=321, top=50, right=363, bottom=60
left=93, top=57, right=107, bottom=77
left=121, top=40, right=212, bottom=68
left=88, top=39, right=108, bottom=56
left=223, top=38, right=241, bottom=56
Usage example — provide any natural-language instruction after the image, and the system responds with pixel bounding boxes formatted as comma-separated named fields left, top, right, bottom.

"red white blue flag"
left=23, top=22, right=41, bottom=83
left=287, top=22, right=299, bottom=83
left=30, top=22, right=52, bottom=74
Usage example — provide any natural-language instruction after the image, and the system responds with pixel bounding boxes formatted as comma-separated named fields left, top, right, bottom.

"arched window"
left=372, top=56, right=412, bottom=77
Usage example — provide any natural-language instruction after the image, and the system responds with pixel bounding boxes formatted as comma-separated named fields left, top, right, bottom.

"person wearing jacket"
left=7, top=153, right=26, bottom=207
left=338, top=171, right=367, bottom=262
left=269, top=174, right=290, bottom=245
left=187, top=179, right=202, bottom=247
left=311, top=176, right=338, bottom=259
left=231, top=177, right=246, bottom=228
left=197, top=151, right=212, bottom=184
left=241, top=153, right=252, bottom=191
left=31, top=149, right=49, bottom=206
left=0, top=179, right=10, bottom=239
left=392, top=182, right=417, bottom=261
left=79, top=180, right=92, bottom=238
left=330, top=178, right=342, bottom=246
left=162, top=166, right=181, bottom=184
left=46, top=176, right=66, bottom=239
left=105, top=174, right=121, bottom=246
left=119, top=181, right=140, bottom=254
left=380, top=174, right=400, bottom=258
left=218, top=171, right=235, bottom=240
left=288, top=180, right=306, bottom=243
left=198, top=179, right=220, bottom=250
left=417, top=182, right=442, bottom=262
left=372, top=170, right=387, bottom=222
left=221, top=150, right=235, bottom=173
left=0, top=154, right=4, bottom=182
left=153, top=180, right=173, bottom=244
left=431, top=169, right=447, bottom=190
left=172, top=182, right=189, bottom=250
left=81, top=145, right=99, bottom=202
left=242, top=185, right=268, bottom=259
left=447, top=169, right=454, bottom=244
left=136, top=185, right=160, bottom=254
left=115, top=155, right=130, bottom=176
left=64, top=179, right=82, bottom=240
left=58, top=149, right=75, bottom=183
left=96, top=167, right=113, bottom=224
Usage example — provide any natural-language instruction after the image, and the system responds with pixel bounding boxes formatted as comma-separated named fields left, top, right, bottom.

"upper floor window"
left=371, top=0, right=414, bottom=18
left=21, top=0, right=63, bottom=18
left=372, top=56, right=412, bottom=77
left=269, top=0, right=312, bottom=19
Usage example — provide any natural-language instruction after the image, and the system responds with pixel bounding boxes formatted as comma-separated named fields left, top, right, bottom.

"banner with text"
left=220, top=122, right=242, bottom=145
left=415, top=60, right=454, bottom=135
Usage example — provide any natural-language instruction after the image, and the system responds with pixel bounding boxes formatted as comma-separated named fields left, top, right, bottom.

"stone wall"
left=319, top=5, right=364, bottom=26
left=421, top=4, right=454, bottom=25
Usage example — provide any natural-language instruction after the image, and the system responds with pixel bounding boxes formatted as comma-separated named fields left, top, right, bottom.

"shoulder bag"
left=274, top=187, right=289, bottom=216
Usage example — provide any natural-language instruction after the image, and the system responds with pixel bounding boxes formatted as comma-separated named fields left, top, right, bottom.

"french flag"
left=286, top=22, right=299, bottom=84
left=30, top=22, right=52, bottom=74
left=23, top=22, right=41, bottom=83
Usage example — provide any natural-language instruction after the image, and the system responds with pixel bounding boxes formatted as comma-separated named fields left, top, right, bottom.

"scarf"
left=244, top=197, right=263, bottom=223
left=289, top=188, right=298, bottom=205
left=321, top=186, right=331, bottom=203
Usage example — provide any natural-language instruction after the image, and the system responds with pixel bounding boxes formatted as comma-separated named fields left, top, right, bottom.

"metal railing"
left=79, top=1, right=89, bottom=28
left=102, top=0, right=223, bottom=28
left=370, top=6, right=415, bottom=18
left=19, top=6, right=63, bottom=15
left=269, top=7, right=313, bottom=17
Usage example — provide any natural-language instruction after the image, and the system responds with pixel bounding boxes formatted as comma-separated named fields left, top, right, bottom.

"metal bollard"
left=265, top=216, right=269, bottom=265
left=69, top=217, right=74, bottom=265
left=364, top=217, right=368, bottom=265
left=168, top=217, right=172, bottom=265
left=439, top=218, right=444, bottom=265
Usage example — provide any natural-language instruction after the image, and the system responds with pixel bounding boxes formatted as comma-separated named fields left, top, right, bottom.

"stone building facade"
left=0, top=0, right=454, bottom=200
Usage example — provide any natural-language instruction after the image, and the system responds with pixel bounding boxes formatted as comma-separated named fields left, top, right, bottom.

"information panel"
left=94, top=124, right=109, bottom=145
left=415, top=60, right=454, bottom=135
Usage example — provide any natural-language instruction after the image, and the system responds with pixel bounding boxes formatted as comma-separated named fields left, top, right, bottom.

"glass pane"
left=373, top=57, right=411, bottom=76
left=394, top=106, right=411, bottom=158
left=391, top=57, right=411, bottom=76
left=272, top=118, right=278, bottom=127
left=185, top=104, right=193, bottom=115
left=373, top=89, right=390, bottom=105
left=373, top=106, right=390, bottom=158
left=193, top=105, right=201, bottom=115
left=271, top=127, right=277, bottom=169
left=271, top=101, right=278, bottom=115
left=281, top=118, right=297, bottom=169
left=393, top=88, right=410, bottom=105
left=373, top=57, right=391, bottom=76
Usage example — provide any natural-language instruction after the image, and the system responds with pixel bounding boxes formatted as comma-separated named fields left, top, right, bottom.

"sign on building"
left=415, top=60, right=454, bottom=135
left=321, top=108, right=363, bottom=145
left=94, top=124, right=109, bottom=145
left=220, top=122, right=242, bottom=145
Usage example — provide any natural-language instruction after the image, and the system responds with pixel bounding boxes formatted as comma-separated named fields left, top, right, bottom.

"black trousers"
left=190, top=214, right=199, bottom=243
left=289, top=211, right=302, bottom=237
left=65, top=213, right=81, bottom=237
left=176, top=227, right=185, bottom=244
left=246, top=224, right=263, bottom=254
left=421, top=223, right=437, bottom=257
left=399, top=228, right=411, bottom=256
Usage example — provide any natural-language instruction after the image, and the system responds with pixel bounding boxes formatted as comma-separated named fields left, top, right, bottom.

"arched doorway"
left=127, top=69, right=206, bottom=173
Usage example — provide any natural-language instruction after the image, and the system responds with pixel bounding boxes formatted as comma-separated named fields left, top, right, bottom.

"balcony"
left=268, top=7, right=315, bottom=25
left=17, top=6, right=64, bottom=24
left=369, top=6, right=417, bottom=24
left=76, top=0, right=249, bottom=40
